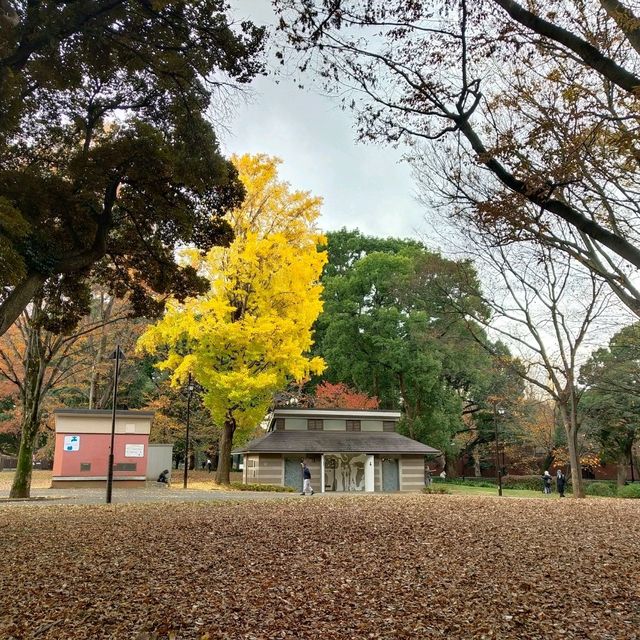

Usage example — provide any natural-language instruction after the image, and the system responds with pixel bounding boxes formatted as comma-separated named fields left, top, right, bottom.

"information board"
left=125, top=444, right=144, bottom=458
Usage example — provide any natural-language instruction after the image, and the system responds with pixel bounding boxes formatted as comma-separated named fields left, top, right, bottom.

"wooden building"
left=235, top=409, right=439, bottom=492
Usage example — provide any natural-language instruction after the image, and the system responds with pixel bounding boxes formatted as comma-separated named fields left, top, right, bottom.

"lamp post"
left=494, top=402, right=503, bottom=497
left=106, top=345, right=125, bottom=504
left=183, top=373, right=195, bottom=489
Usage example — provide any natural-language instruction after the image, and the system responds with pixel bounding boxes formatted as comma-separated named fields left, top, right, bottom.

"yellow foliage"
left=139, top=154, right=327, bottom=436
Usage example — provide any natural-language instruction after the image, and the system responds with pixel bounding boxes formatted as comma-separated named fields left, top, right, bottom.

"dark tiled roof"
left=234, top=431, right=440, bottom=455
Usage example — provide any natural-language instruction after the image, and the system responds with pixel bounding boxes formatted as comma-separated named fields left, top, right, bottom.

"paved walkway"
left=0, top=483, right=307, bottom=507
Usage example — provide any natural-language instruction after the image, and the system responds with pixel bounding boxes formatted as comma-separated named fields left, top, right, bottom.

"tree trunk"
left=397, top=373, right=416, bottom=439
left=9, top=308, right=47, bottom=499
left=0, top=272, right=46, bottom=339
left=617, top=454, right=628, bottom=487
left=473, top=449, right=482, bottom=477
left=215, top=418, right=235, bottom=484
left=9, top=414, right=40, bottom=498
left=564, top=418, right=584, bottom=498
left=445, top=452, right=457, bottom=478
left=88, top=292, right=114, bottom=409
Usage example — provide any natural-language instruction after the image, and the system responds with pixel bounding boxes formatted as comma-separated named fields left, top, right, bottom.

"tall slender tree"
left=0, top=281, right=131, bottom=497
left=448, top=239, right=616, bottom=497
left=139, top=155, right=327, bottom=484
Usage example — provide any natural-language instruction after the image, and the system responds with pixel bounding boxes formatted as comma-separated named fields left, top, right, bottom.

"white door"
left=365, top=455, right=375, bottom=492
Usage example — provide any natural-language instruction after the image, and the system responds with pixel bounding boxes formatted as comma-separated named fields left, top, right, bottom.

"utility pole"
left=183, top=373, right=194, bottom=489
left=494, top=402, right=503, bottom=497
left=106, top=345, right=125, bottom=504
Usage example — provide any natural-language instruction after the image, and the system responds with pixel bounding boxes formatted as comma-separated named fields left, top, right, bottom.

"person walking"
left=556, top=469, right=566, bottom=497
left=301, top=461, right=314, bottom=496
left=542, top=470, right=552, bottom=494
left=206, top=458, right=212, bottom=473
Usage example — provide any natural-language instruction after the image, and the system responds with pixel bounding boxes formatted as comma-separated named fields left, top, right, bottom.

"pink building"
left=52, top=409, right=153, bottom=488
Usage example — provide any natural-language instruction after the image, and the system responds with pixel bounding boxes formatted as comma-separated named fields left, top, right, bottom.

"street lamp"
left=106, top=345, right=125, bottom=504
left=183, top=373, right=195, bottom=489
left=494, top=402, right=503, bottom=497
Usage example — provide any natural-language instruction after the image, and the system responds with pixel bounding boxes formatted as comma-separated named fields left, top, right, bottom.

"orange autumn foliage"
left=314, top=382, right=379, bottom=410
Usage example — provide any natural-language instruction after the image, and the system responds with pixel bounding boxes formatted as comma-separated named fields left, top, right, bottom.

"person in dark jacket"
left=301, top=461, right=314, bottom=496
left=556, top=469, right=566, bottom=497
left=157, top=469, right=170, bottom=484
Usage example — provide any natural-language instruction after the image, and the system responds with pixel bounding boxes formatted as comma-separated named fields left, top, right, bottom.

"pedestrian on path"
left=556, top=469, right=566, bottom=497
left=543, top=470, right=552, bottom=494
left=301, top=461, right=314, bottom=496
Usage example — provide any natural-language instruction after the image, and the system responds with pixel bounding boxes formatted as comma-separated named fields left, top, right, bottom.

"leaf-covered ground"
left=0, top=495, right=638, bottom=639
left=0, top=470, right=52, bottom=491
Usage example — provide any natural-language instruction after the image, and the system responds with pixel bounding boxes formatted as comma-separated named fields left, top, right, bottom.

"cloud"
left=222, top=2, right=424, bottom=239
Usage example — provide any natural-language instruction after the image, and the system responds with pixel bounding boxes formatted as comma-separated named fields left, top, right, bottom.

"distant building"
left=234, top=408, right=439, bottom=492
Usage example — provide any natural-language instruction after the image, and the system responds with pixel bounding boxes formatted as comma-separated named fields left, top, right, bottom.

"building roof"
left=53, top=409, right=154, bottom=418
left=234, top=431, right=440, bottom=455
left=271, top=408, right=401, bottom=420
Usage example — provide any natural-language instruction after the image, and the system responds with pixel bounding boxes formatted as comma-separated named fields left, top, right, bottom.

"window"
left=346, top=420, right=361, bottom=432
left=274, top=418, right=285, bottom=431
left=80, top=463, right=91, bottom=472
left=307, top=419, right=324, bottom=431
left=383, top=421, right=396, bottom=433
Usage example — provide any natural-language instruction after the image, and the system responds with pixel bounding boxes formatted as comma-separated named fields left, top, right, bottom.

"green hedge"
left=618, top=483, right=640, bottom=499
left=432, top=475, right=640, bottom=496
left=585, top=482, right=616, bottom=497
left=432, top=477, right=497, bottom=488
left=501, top=475, right=551, bottom=491
left=228, top=482, right=295, bottom=493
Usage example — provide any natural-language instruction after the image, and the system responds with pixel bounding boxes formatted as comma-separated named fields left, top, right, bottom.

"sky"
left=222, top=0, right=426, bottom=240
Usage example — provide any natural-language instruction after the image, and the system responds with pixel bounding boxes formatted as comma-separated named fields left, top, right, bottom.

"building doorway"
left=382, top=457, right=400, bottom=492
left=323, top=454, right=366, bottom=491
left=284, top=457, right=303, bottom=490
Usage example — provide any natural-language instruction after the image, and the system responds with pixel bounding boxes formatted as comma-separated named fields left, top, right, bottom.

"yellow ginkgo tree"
left=138, top=154, right=326, bottom=483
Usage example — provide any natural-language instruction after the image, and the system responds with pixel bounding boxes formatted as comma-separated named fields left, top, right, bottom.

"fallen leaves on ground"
left=0, top=470, right=51, bottom=491
left=0, top=495, right=638, bottom=639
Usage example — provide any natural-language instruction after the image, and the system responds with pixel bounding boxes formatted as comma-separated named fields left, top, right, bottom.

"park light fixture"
left=106, top=345, right=125, bottom=504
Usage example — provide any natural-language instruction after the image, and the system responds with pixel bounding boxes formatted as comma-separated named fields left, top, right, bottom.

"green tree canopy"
left=580, top=322, right=640, bottom=483
left=0, top=1, right=265, bottom=336
left=316, top=230, right=517, bottom=461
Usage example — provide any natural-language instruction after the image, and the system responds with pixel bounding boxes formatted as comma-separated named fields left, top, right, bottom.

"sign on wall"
left=125, top=444, right=145, bottom=458
left=64, top=435, right=80, bottom=452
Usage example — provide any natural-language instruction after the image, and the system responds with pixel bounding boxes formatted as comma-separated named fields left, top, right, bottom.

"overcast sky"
left=222, top=0, right=426, bottom=240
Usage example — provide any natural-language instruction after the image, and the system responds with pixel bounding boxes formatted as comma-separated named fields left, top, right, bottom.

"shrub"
left=501, top=475, right=547, bottom=491
left=422, top=485, right=451, bottom=494
left=432, top=477, right=496, bottom=488
left=618, top=483, right=640, bottom=499
left=228, top=482, right=295, bottom=493
left=585, top=482, right=617, bottom=497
